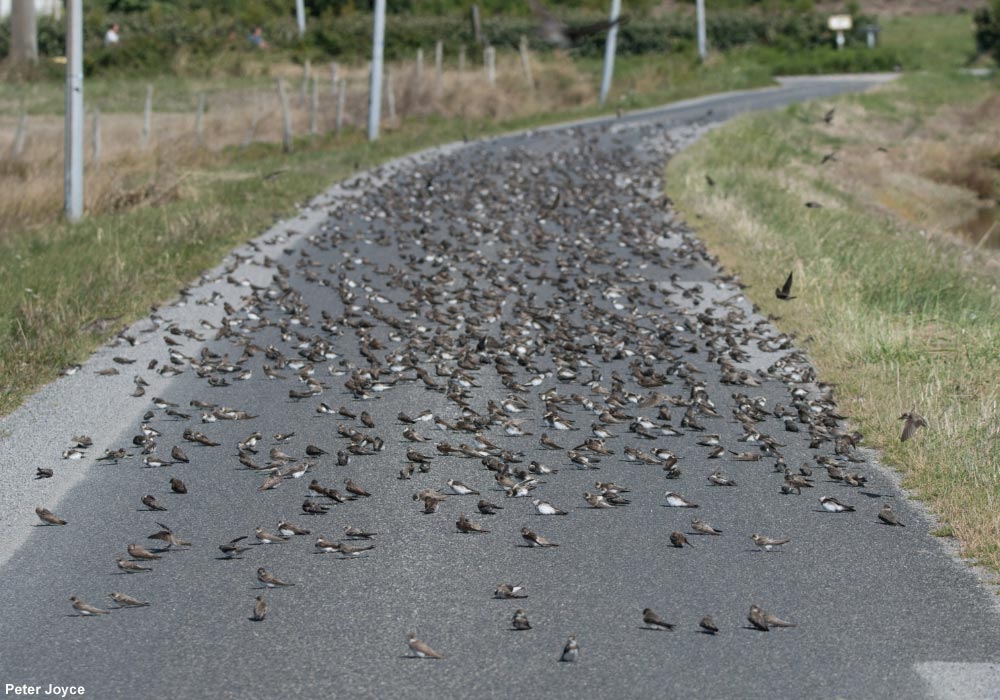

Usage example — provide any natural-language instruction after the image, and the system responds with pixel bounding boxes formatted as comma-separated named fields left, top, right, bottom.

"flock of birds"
left=33, top=113, right=925, bottom=666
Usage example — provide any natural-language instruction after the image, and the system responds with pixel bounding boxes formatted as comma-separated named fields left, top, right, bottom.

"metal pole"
left=696, top=0, right=707, bottom=60
left=368, top=0, right=386, bottom=141
left=64, top=0, right=83, bottom=222
left=295, top=0, right=306, bottom=38
left=599, top=0, right=621, bottom=105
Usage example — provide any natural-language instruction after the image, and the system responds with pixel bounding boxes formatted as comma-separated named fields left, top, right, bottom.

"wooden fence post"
left=141, top=84, right=153, bottom=149
left=277, top=77, right=293, bottom=153
left=335, top=78, right=346, bottom=136
left=310, top=76, right=319, bottom=137
left=484, top=46, right=496, bottom=85
left=434, top=40, right=443, bottom=93
left=385, top=65, right=397, bottom=122
left=416, top=48, right=424, bottom=85
left=519, top=35, right=534, bottom=89
left=458, top=44, right=466, bottom=72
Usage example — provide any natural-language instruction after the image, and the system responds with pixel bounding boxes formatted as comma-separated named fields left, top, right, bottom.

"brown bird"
left=141, top=494, right=167, bottom=511
left=170, top=446, right=190, bottom=463
left=252, top=596, right=267, bottom=621
left=878, top=503, right=905, bottom=527
left=169, top=478, right=187, bottom=494
left=520, top=527, right=558, bottom=547
left=344, top=479, right=371, bottom=497
left=70, top=596, right=109, bottom=616
left=699, top=616, right=719, bottom=635
left=456, top=514, right=490, bottom=534
left=35, top=506, right=66, bottom=525
left=127, top=543, right=161, bottom=561
left=407, top=632, right=444, bottom=659
left=899, top=409, right=928, bottom=442
left=643, top=608, right=675, bottom=630
left=669, top=531, right=692, bottom=548
left=109, top=592, right=150, bottom=608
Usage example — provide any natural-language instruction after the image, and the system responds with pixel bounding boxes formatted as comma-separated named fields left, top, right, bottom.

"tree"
left=10, top=0, right=39, bottom=66
left=974, top=0, right=1000, bottom=64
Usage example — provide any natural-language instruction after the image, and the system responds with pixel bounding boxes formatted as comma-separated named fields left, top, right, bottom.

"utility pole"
left=65, top=0, right=84, bottom=221
left=295, top=0, right=306, bottom=38
left=599, top=0, right=622, bottom=106
left=696, top=0, right=707, bottom=60
left=368, top=0, right=386, bottom=141
left=10, top=0, right=39, bottom=66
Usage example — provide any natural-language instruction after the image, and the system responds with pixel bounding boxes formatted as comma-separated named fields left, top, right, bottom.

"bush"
left=974, top=0, right=1000, bottom=63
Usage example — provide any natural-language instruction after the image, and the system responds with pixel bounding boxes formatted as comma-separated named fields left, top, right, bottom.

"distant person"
left=104, top=23, right=120, bottom=47
left=248, top=26, right=269, bottom=50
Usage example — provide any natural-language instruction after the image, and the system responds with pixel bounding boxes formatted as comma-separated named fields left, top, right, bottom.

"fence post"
left=519, top=35, right=534, bottom=89
left=470, top=5, right=482, bottom=44
left=277, top=77, right=293, bottom=153
left=484, top=46, right=495, bottom=86
left=195, top=91, right=206, bottom=143
left=299, top=59, right=311, bottom=106
left=434, top=40, right=443, bottom=93
left=310, top=76, right=319, bottom=137
left=331, top=62, right=339, bottom=96
left=141, top=84, right=153, bottom=149
left=386, top=65, right=397, bottom=122
left=9, top=106, right=28, bottom=158
left=335, top=78, right=347, bottom=137
left=458, top=44, right=466, bottom=72
left=91, top=107, right=100, bottom=167
left=416, top=48, right=424, bottom=85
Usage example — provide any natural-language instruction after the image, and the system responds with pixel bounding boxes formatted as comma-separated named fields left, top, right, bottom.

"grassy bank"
left=666, top=69, right=1000, bottom=573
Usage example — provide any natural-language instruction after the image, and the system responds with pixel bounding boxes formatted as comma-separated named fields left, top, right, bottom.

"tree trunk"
left=10, top=0, right=39, bottom=66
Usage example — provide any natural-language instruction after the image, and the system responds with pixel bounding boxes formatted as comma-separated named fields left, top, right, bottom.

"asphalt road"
left=2, top=75, right=999, bottom=700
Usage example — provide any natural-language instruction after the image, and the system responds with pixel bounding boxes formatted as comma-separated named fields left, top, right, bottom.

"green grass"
left=666, top=68, right=1000, bottom=573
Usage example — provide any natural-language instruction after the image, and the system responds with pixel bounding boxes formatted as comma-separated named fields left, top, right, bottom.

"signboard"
left=828, top=15, right=853, bottom=31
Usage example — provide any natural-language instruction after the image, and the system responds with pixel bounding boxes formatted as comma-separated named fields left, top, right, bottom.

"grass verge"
left=665, top=69, right=1000, bottom=574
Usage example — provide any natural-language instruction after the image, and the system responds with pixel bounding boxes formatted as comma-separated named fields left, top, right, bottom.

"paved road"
left=3, top=76, right=999, bottom=700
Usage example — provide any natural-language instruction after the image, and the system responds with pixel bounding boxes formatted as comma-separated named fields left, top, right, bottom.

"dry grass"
left=0, top=53, right=595, bottom=233
left=668, top=72, right=1000, bottom=574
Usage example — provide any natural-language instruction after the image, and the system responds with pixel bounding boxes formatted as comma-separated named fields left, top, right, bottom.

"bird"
left=823, top=107, right=835, bottom=124
left=747, top=604, right=770, bottom=631
left=70, top=596, right=109, bottom=616
left=664, top=491, right=698, bottom=508
left=878, top=503, right=905, bottom=526
left=127, top=543, right=161, bottom=561
left=257, top=567, right=293, bottom=588
left=252, top=596, right=267, bottom=621
left=495, top=583, right=527, bottom=599
left=478, top=499, right=503, bottom=515
left=35, top=467, right=54, bottom=479
left=521, top=527, right=558, bottom=547
left=170, top=446, right=190, bottom=463
left=109, top=592, right=150, bottom=608
left=446, top=479, right=479, bottom=495
left=642, top=608, right=675, bottom=630
left=775, top=272, right=796, bottom=300
left=343, top=525, right=377, bottom=539
left=559, top=635, right=579, bottom=662
left=277, top=520, right=310, bottom=537
left=147, top=522, right=190, bottom=548
left=35, top=506, right=66, bottom=525
left=669, top=531, right=692, bottom=548
left=456, top=514, right=490, bottom=534
left=407, top=632, right=444, bottom=659
left=337, top=542, right=375, bottom=557
left=690, top=518, right=722, bottom=536
left=344, top=479, right=371, bottom=497
left=819, top=496, right=855, bottom=513
left=117, top=558, right=151, bottom=574
left=529, top=0, right=623, bottom=49
left=699, top=616, right=719, bottom=635
left=899, top=409, right=928, bottom=442
left=141, top=495, right=167, bottom=511
left=315, top=537, right=340, bottom=553
left=255, top=526, right=288, bottom=544
left=511, top=609, right=532, bottom=630
left=219, top=536, right=250, bottom=559
left=751, top=534, right=789, bottom=552
left=532, top=499, right=567, bottom=516
left=169, top=478, right=187, bottom=494
left=583, top=492, right=612, bottom=508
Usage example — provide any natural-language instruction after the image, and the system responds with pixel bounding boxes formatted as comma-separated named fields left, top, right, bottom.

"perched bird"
left=344, top=479, right=371, bottom=498
left=495, top=583, right=527, bottom=599
left=669, top=531, right=692, bottom=548
left=823, top=107, right=835, bottom=124
left=117, top=558, right=151, bottom=574
left=35, top=468, right=54, bottom=480
left=747, top=604, right=770, bottom=631
left=407, top=632, right=444, bottom=659
left=108, top=592, right=149, bottom=608
left=775, top=272, right=796, bottom=300
left=447, top=479, right=479, bottom=496
left=511, top=609, right=532, bottom=630
left=456, top=514, right=490, bottom=534
left=277, top=520, right=310, bottom=537
left=219, top=536, right=250, bottom=559
left=532, top=499, right=567, bottom=516
left=699, top=616, right=719, bottom=635
left=255, top=526, right=288, bottom=544
left=169, top=478, right=187, bottom=494
left=521, top=527, right=558, bottom=547
left=478, top=499, right=503, bottom=515
left=35, top=506, right=66, bottom=526
left=642, top=608, right=675, bottom=630
left=583, top=492, right=612, bottom=509
left=252, top=596, right=267, bottom=622
left=559, top=635, right=579, bottom=662
left=690, top=518, right=722, bottom=536
left=337, top=542, right=375, bottom=557
left=899, top=409, right=928, bottom=442
left=141, top=495, right=168, bottom=511
left=751, top=534, right=789, bottom=552
left=257, top=567, right=294, bottom=588
left=664, top=491, right=698, bottom=508
left=127, top=543, right=161, bottom=561
left=170, top=446, right=190, bottom=463
left=343, top=525, right=377, bottom=539
left=70, top=596, right=109, bottom=616
left=819, top=496, right=855, bottom=513
left=878, top=503, right=905, bottom=527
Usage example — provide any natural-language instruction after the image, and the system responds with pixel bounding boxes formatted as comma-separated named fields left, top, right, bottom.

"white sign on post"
left=828, top=15, right=853, bottom=31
